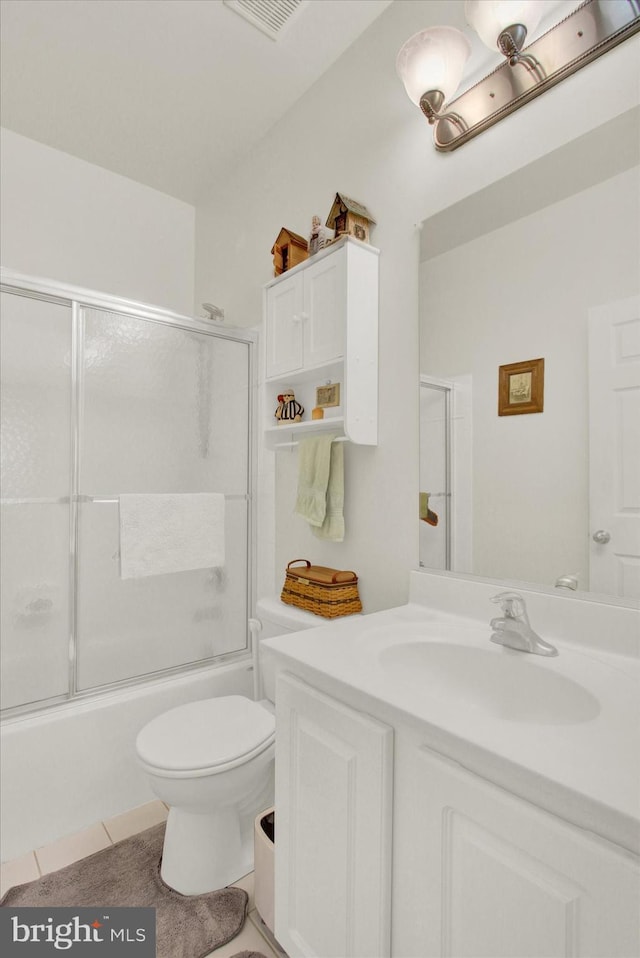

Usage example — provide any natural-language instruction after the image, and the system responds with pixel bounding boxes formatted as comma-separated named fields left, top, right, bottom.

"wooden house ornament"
left=325, top=193, right=375, bottom=244
left=271, top=227, right=309, bottom=276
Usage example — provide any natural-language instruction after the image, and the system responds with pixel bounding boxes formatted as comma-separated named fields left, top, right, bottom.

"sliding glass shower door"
left=1, top=286, right=253, bottom=713
left=76, top=308, right=251, bottom=690
left=1, top=292, right=73, bottom=710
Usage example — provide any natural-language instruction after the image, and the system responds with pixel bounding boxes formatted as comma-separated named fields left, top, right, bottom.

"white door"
left=265, top=272, right=304, bottom=378
left=588, top=295, right=640, bottom=598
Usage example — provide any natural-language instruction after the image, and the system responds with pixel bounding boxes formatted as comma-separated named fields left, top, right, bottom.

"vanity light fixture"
left=396, top=0, right=640, bottom=151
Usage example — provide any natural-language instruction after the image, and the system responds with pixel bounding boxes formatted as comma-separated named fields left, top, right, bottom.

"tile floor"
left=0, top=799, right=282, bottom=958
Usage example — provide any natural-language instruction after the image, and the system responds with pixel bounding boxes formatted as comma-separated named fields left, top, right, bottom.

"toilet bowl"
left=135, top=598, right=324, bottom=895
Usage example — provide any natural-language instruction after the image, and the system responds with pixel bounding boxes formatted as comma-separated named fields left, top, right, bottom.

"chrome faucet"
left=489, top=592, right=558, bottom=657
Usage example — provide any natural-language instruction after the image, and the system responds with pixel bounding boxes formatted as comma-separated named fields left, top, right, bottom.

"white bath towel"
left=119, top=493, right=225, bottom=579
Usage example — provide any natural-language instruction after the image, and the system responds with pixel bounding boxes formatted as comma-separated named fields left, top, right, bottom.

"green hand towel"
left=295, top=434, right=336, bottom=528
left=312, top=439, right=345, bottom=542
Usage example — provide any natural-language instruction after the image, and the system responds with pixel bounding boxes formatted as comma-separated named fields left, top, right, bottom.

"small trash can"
left=254, top=806, right=275, bottom=933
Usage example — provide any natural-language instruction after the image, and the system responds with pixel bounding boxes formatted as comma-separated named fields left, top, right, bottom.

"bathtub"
left=0, top=658, right=252, bottom=861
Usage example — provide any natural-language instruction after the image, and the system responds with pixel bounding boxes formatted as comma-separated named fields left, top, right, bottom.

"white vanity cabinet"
left=274, top=672, right=393, bottom=958
left=263, top=236, right=378, bottom=446
left=273, top=674, right=640, bottom=958
left=392, top=733, right=640, bottom=958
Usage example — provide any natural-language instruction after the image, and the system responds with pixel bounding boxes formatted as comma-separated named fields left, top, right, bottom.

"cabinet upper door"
left=303, top=248, right=346, bottom=368
left=265, top=272, right=304, bottom=379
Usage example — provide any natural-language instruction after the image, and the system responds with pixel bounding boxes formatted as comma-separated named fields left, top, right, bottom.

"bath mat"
left=0, top=823, right=247, bottom=958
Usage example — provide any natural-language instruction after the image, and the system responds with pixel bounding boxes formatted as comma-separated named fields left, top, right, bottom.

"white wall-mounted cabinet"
left=263, top=237, right=378, bottom=447
left=275, top=672, right=393, bottom=958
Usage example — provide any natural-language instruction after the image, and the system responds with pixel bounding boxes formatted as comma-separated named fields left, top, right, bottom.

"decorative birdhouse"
left=325, top=193, right=376, bottom=244
left=271, top=227, right=309, bottom=276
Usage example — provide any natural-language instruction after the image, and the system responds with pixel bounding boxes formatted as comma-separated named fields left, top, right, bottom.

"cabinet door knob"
left=299, top=311, right=309, bottom=321
left=292, top=314, right=302, bottom=323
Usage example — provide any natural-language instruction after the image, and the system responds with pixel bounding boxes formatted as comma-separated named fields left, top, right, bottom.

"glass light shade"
left=464, top=1, right=544, bottom=51
left=396, top=26, right=472, bottom=107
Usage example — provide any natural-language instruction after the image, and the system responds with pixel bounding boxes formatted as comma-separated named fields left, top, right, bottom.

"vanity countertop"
left=261, top=601, right=640, bottom=855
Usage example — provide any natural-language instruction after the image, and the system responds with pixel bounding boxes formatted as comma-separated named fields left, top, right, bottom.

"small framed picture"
left=315, top=382, right=341, bottom=408
left=498, top=358, right=544, bottom=416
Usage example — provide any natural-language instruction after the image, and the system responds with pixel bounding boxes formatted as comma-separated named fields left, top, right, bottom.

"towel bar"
left=1, top=494, right=249, bottom=505
left=274, top=436, right=349, bottom=450
left=81, top=493, right=249, bottom=504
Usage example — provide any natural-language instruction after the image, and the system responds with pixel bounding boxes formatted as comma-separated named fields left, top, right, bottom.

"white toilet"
left=135, top=598, right=323, bottom=895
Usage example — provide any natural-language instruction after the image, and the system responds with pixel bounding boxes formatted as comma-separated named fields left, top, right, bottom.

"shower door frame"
left=419, top=376, right=452, bottom=570
left=1, top=268, right=258, bottom=718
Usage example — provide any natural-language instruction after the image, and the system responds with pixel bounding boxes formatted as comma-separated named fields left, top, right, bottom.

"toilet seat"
left=136, top=696, right=275, bottom=778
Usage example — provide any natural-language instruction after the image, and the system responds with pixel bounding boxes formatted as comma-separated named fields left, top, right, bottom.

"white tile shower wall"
left=409, top=571, right=639, bottom=659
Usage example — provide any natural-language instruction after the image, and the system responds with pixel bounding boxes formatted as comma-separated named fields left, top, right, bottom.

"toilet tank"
left=255, top=597, right=326, bottom=702
left=256, top=597, right=326, bottom=637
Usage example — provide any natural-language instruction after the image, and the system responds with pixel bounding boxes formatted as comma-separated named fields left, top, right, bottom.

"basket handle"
left=332, top=571, right=358, bottom=583
left=287, top=559, right=311, bottom=570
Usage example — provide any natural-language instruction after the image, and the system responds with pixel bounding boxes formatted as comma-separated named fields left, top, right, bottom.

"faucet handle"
left=490, top=591, right=526, bottom=618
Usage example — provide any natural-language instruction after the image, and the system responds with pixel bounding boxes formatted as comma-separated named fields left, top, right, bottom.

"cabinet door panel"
left=266, top=273, right=304, bottom=378
left=275, top=673, right=393, bottom=958
left=303, top=250, right=345, bottom=368
left=393, top=740, right=640, bottom=958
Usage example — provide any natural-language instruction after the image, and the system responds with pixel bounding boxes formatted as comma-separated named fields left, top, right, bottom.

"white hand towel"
left=119, top=493, right=225, bottom=579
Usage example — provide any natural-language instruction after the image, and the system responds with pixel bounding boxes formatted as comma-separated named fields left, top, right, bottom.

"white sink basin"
left=378, top=641, right=600, bottom=724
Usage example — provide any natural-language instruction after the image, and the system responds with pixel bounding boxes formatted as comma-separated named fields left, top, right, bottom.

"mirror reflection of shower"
left=419, top=379, right=451, bottom=570
left=419, top=376, right=473, bottom=574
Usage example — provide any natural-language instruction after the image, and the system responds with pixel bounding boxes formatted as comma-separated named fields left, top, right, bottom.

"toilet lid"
left=136, top=696, right=275, bottom=772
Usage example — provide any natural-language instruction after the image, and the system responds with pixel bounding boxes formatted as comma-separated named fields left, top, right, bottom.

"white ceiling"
left=0, top=0, right=392, bottom=203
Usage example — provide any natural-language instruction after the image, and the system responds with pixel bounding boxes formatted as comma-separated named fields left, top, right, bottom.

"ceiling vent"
left=223, top=0, right=307, bottom=40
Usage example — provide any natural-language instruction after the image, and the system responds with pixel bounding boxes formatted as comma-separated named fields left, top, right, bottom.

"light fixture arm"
left=419, top=91, right=468, bottom=134
left=497, top=23, right=527, bottom=64
left=497, top=22, right=546, bottom=80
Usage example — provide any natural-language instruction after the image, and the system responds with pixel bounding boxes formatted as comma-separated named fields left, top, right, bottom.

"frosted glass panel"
left=76, top=499, right=248, bottom=689
left=0, top=292, right=72, bottom=709
left=0, top=504, right=71, bottom=708
left=76, top=310, right=251, bottom=690
left=80, top=310, right=250, bottom=494
left=1, top=292, right=72, bottom=498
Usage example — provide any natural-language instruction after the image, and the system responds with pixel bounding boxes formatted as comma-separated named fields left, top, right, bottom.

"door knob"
left=592, top=530, right=611, bottom=544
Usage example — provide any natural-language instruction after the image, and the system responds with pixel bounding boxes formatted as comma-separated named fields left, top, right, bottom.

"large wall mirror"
left=419, top=107, right=640, bottom=602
